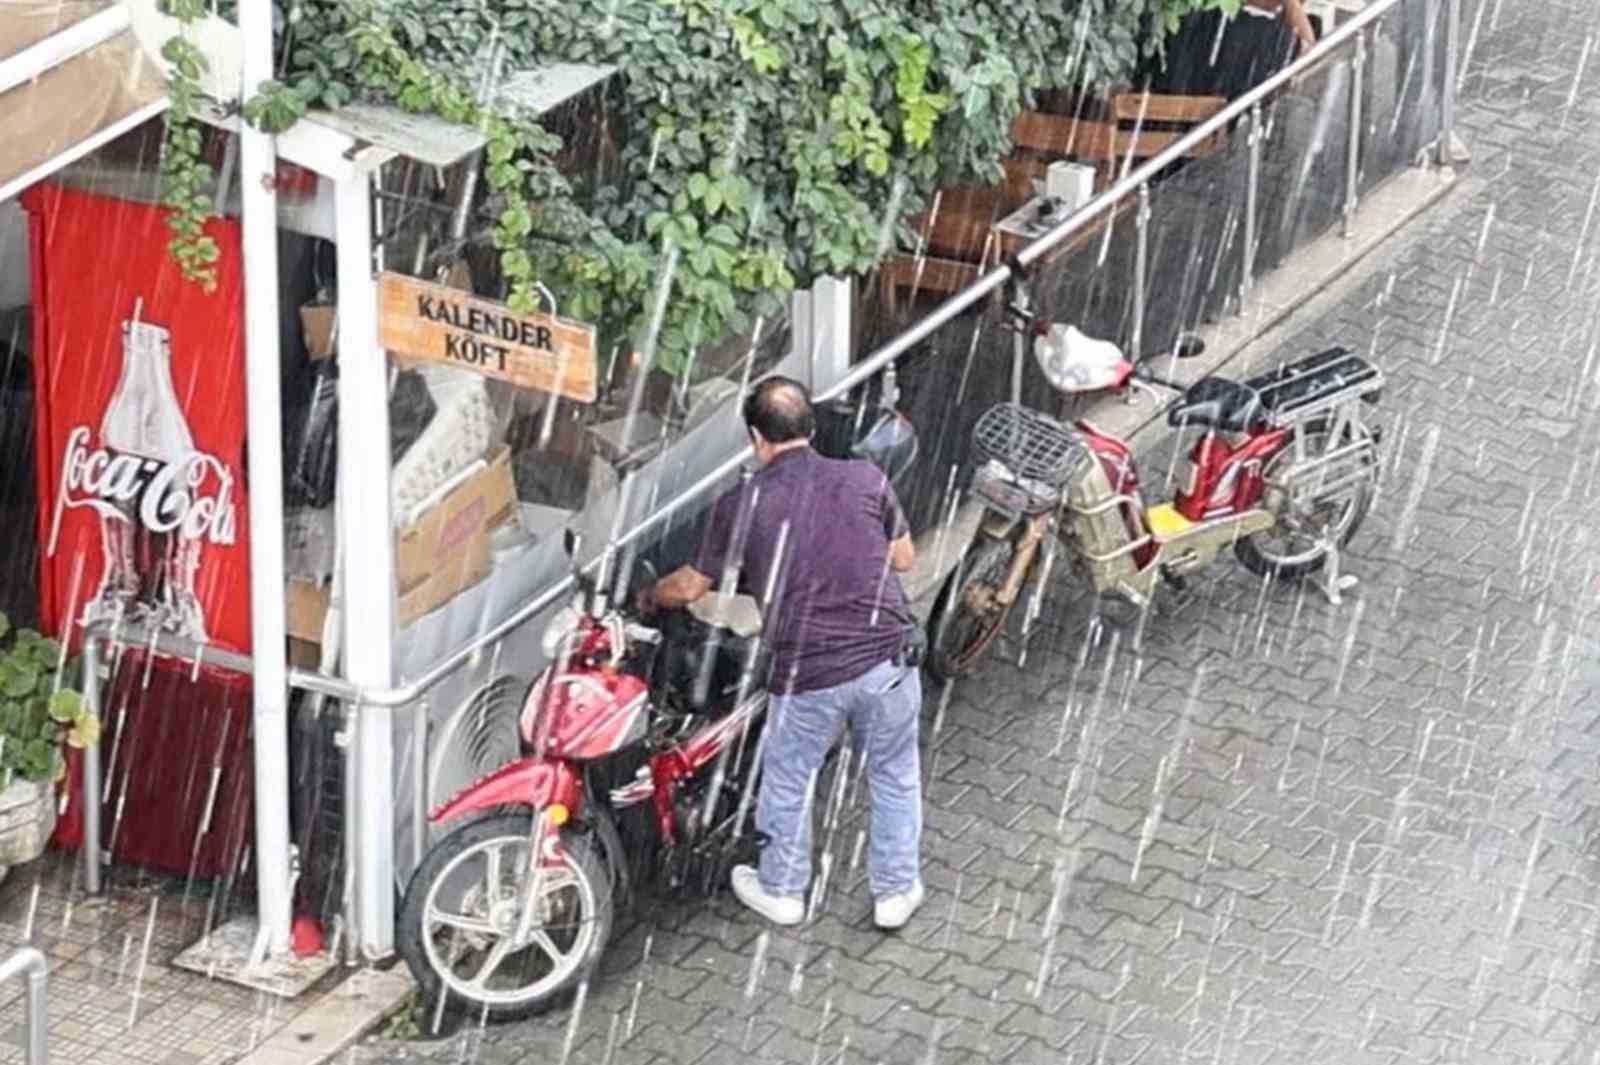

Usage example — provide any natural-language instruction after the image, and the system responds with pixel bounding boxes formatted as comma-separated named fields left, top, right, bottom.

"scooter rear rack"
left=1244, top=347, right=1384, bottom=429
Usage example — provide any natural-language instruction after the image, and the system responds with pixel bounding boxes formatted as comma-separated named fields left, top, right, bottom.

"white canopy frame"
left=11, top=0, right=617, bottom=971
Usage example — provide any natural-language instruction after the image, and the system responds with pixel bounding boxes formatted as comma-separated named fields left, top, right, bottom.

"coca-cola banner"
left=22, top=183, right=252, bottom=654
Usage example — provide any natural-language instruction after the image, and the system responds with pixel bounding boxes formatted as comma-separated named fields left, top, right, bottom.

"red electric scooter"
left=926, top=273, right=1385, bottom=680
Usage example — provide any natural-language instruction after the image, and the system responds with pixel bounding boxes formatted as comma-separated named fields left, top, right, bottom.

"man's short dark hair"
left=743, top=376, right=814, bottom=443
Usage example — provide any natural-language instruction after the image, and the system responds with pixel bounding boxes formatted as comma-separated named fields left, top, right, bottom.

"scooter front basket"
left=972, top=402, right=1088, bottom=490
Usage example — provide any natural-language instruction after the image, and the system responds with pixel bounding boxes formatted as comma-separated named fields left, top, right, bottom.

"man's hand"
left=888, top=534, right=915, bottom=574
left=1280, top=0, right=1316, bottom=53
left=653, top=565, right=714, bottom=611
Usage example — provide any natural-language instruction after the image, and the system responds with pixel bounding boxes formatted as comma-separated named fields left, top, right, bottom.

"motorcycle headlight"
left=541, top=605, right=582, bottom=659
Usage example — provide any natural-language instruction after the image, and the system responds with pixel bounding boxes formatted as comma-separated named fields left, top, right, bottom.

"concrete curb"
left=231, top=967, right=412, bottom=1065
left=903, top=160, right=1471, bottom=622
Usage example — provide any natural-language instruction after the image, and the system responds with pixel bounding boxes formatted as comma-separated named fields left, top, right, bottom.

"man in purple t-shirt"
left=645, top=376, right=927, bottom=930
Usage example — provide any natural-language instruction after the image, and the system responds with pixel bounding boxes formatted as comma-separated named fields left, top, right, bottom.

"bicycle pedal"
left=1160, top=567, right=1188, bottom=591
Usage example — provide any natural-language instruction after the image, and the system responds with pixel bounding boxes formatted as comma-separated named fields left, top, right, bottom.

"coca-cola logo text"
left=55, top=425, right=237, bottom=545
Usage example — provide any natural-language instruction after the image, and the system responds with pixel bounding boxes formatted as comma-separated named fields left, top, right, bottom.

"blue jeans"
left=756, top=659, right=923, bottom=899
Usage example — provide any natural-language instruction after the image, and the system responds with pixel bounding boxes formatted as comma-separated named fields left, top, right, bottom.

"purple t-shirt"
left=693, top=447, right=912, bottom=694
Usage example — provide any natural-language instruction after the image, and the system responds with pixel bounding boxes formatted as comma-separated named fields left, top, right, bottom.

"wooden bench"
left=877, top=91, right=1226, bottom=312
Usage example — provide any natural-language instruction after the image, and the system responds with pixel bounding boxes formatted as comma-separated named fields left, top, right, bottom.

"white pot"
left=0, top=776, right=57, bottom=884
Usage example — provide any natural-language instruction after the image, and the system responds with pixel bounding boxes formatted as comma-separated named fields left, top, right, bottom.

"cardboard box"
left=285, top=578, right=329, bottom=669
left=300, top=304, right=337, bottom=360
left=283, top=445, right=518, bottom=655
left=395, top=445, right=516, bottom=622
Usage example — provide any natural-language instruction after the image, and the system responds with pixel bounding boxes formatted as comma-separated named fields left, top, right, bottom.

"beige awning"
left=0, top=1, right=168, bottom=203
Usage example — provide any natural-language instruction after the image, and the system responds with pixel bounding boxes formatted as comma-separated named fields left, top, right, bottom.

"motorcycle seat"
left=657, top=608, right=771, bottom=716
left=1166, top=376, right=1267, bottom=433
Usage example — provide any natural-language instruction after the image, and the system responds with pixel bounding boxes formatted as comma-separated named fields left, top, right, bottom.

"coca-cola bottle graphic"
left=82, top=312, right=209, bottom=641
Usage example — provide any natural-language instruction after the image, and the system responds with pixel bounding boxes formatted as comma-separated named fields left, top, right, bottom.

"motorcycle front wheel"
left=925, top=536, right=1019, bottom=681
left=398, top=813, right=614, bottom=1022
left=1235, top=423, right=1376, bottom=581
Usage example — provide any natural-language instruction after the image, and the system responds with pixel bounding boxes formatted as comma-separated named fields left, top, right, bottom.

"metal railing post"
left=1132, top=182, right=1150, bottom=357
left=1242, top=102, right=1263, bottom=306
left=1343, top=31, right=1366, bottom=237
left=0, top=948, right=49, bottom=1064
left=80, top=635, right=101, bottom=896
left=24, top=951, right=45, bottom=1065
left=1436, top=0, right=1460, bottom=166
left=411, top=699, right=429, bottom=871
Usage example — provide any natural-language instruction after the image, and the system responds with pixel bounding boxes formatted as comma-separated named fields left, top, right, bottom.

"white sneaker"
left=873, top=880, right=926, bottom=930
left=731, top=865, right=804, bottom=927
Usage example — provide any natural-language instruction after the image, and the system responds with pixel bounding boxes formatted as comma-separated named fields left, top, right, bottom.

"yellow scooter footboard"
left=1144, top=503, right=1194, bottom=539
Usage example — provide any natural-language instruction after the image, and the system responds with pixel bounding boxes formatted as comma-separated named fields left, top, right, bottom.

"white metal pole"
left=238, top=0, right=293, bottom=958
left=334, top=169, right=397, bottom=959
left=810, top=276, right=853, bottom=394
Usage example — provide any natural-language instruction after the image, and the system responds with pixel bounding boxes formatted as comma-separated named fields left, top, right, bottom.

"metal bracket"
left=1309, top=532, right=1359, bottom=606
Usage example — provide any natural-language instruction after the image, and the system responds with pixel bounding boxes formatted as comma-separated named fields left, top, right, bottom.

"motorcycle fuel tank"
left=520, top=665, right=651, bottom=760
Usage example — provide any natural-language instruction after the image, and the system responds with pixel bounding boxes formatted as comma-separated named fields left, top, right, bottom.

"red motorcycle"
left=397, top=386, right=920, bottom=1019
left=396, top=535, right=772, bottom=1019
left=926, top=275, right=1385, bottom=679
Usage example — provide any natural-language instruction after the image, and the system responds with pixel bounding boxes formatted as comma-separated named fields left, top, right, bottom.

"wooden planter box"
left=879, top=91, right=1227, bottom=310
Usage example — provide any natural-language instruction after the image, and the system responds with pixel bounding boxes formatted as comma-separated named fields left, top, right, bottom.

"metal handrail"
left=311, top=0, right=1423, bottom=710
left=83, top=0, right=1428, bottom=717
left=0, top=948, right=48, bottom=1064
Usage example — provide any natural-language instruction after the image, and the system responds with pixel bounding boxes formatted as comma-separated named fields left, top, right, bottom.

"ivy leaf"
left=47, top=690, right=81, bottom=725
left=21, top=738, right=51, bottom=777
left=68, top=716, right=103, bottom=750
left=1, top=662, right=35, bottom=700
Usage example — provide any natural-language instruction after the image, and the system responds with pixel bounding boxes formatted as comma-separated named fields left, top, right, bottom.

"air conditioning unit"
left=1045, top=162, right=1096, bottom=211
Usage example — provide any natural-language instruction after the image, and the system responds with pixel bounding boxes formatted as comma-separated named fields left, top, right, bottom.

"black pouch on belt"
left=894, top=622, right=927, bottom=669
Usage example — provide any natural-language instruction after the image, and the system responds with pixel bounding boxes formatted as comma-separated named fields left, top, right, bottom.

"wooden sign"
left=378, top=272, right=598, bottom=402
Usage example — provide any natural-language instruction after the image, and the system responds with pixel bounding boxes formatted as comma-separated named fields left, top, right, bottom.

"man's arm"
left=878, top=478, right=914, bottom=574
left=1279, top=0, right=1316, bottom=52
left=888, top=534, right=915, bottom=574
left=652, top=565, right=713, bottom=611
left=643, top=490, right=738, bottom=614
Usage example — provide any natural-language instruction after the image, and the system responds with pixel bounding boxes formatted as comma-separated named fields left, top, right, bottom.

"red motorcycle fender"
left=427, top=756, right=583, bottom=826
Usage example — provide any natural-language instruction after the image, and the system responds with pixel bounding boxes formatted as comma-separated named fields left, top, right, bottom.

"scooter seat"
left=1035, top=324, right=1133, bottom=394
left=1166, top=377, right=1267, bottom=433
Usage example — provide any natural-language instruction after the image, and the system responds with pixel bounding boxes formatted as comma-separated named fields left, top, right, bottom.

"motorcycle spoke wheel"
left=400, top=815, right=615, bottom=1020
left=926, top=538, right=1019, bottom=680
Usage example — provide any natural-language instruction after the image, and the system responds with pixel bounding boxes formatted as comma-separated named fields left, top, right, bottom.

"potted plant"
left=0, top=612, right=99, bottom=883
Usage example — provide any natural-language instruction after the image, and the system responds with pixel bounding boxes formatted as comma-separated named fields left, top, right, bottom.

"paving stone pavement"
left=347, top=3, right=1600, bottom=1063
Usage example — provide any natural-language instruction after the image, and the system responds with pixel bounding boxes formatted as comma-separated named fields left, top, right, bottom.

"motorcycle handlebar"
left=625, top=622, right=663, bottom=645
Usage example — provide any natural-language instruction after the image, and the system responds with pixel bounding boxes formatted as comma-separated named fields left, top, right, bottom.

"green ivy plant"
left=0, top=614, right=97, bottom=787
left=160, top=0, right=1224, bottom=381
left=156, top=0, right=222, bottom=290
